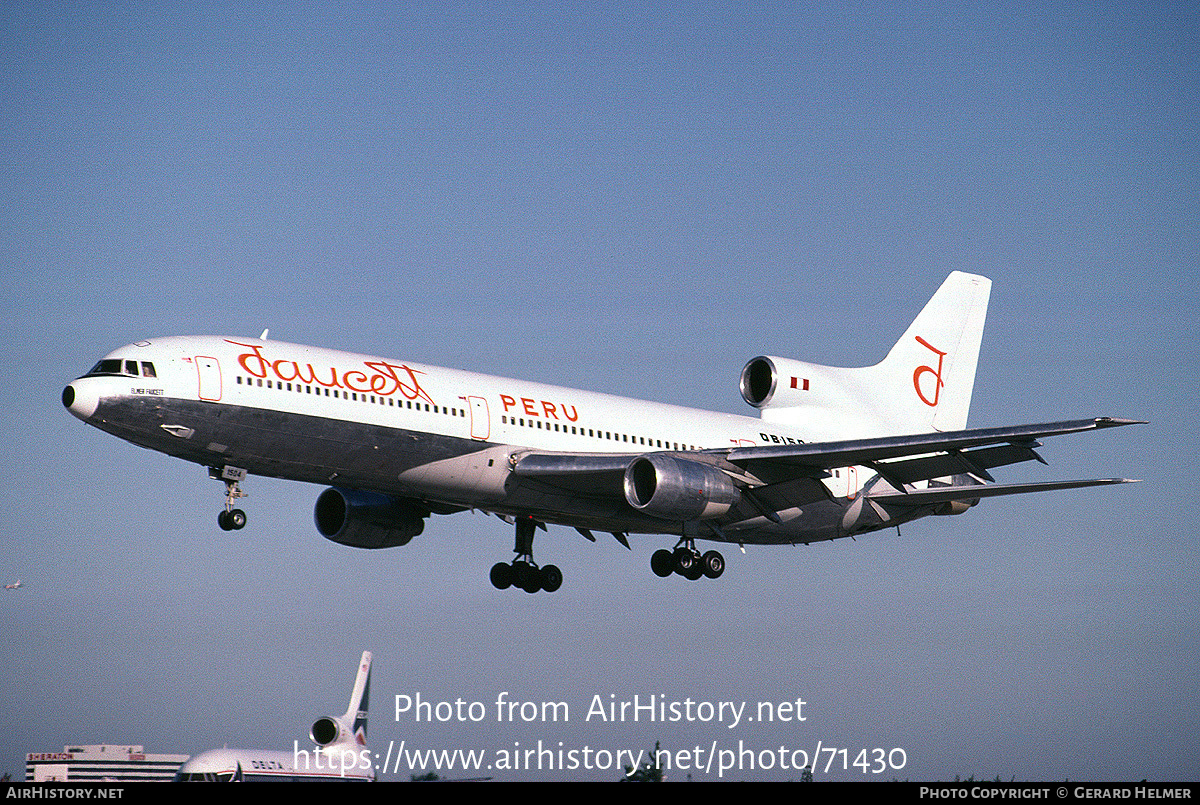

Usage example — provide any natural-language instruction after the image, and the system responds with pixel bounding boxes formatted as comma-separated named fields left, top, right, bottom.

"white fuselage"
left=64, top=335, right=914, bottom=546
left=175, top=745, right=374, bottom=782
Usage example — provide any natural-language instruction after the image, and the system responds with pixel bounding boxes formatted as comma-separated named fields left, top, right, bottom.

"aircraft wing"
left=867, top=477, right=1137, bottom=506
left=722, top=417, right=1142, bottom=488
left=510, top=417, right=1143, bottom=503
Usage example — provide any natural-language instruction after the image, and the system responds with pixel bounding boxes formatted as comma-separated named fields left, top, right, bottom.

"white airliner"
left=4, top=580, right=22, bottom=590
left=63, top=272, right=1140, bottom=592
left=175, top=651, right=375, bottom=782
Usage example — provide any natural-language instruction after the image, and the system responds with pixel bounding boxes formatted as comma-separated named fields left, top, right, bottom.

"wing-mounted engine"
left=314, top=488, right=426, bottom=549
left=623, top=454, right=741, bottom=521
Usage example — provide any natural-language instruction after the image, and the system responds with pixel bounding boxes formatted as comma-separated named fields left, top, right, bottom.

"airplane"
left=4, top=580, right=21, bottom=590
left=175, top=651, right=375, bottom=782
left=62, top=272, right=1140, bottom=593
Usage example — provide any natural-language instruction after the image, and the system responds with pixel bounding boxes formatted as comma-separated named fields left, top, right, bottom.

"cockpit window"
left=86, top=359, right=124, bottom=376
left=84, top=359, right=156, bottom=378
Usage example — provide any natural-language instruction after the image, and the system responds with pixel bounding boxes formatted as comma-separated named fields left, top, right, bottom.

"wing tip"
left=1094, top=417, right=1148, bottom=428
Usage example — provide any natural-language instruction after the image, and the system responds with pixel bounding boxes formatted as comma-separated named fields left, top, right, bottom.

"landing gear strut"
left=210, top=466, right=248, bottom=531
left=651, top=539, right=724, bottom=581
left=491, top=516, right=562, bottom=593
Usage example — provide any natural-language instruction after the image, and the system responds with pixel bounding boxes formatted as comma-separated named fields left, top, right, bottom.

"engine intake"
left=623, top=454, right=740, bottom=521
left=740, top=356, right=779, bottom=408
left=310, top=716, right=345, bottom=747
left=314, top=488, right=426, bottom=549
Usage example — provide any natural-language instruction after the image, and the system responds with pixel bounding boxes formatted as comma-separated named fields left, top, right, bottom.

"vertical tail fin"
left=744, top=272, right=991, bottom=438
left=875, top=271, right=991, bottom=433
left=310, top=651, right=372, bottom=748
left=343, top=651, right=371, bottom=743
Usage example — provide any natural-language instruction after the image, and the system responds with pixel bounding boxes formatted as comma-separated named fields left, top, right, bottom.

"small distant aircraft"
left=63, top=272, right=1141, bottom=592
left=4, top=580, right=22, bottom=590
left=175, top=651, right=375, bottom=782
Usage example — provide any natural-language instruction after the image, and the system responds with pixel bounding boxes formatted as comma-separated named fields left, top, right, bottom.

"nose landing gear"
left=211, top=466, right=248, bottom=531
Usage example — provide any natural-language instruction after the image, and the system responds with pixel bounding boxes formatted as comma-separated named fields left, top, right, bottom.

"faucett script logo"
left=912, top=336, right=947, bottom=407
left=227, top=340, right=434, bottom=404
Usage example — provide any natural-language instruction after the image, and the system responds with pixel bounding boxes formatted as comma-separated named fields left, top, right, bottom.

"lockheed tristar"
left=63, top=272, right=1141, bottom=592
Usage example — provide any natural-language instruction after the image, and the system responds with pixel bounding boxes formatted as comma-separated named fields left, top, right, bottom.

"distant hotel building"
left=25, top=745, right=189, bottom=782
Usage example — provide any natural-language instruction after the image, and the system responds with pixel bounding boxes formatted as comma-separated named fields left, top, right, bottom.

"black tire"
left=674, top=547, right=697, bottom=576
left=218, top=511, right=233, bottom=531
left=541, top=564, right=563, bottom=593
left=512, top=561, right=542, bottom=593
left=490, top=562, right=513, bottom=590
left=651, top=549, right=674, bottom=578
left=702, top=550, right=725, bottom=579
left=228, top=509, right=247, bottom=530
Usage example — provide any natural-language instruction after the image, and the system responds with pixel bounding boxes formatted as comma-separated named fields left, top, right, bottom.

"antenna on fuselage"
left=259, top=329, right=269, bottom=341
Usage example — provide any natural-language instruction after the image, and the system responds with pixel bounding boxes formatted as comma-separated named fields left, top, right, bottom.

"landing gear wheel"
left=702, top=550, right=725, bottom=579
left=227, top=509, right=246, bottom=530
left=211, top=466, right=249, bottom=532
left=654, top=539, right=726, bottom=581
left=490, top=562, right=513, bottom=590
left=651, top=549, right=674, bottom=577
left=515, top=562, right=541, bottom=594
left=674, top=547, right=699, bottom=576
left=491, top=516, right=564, bottom=593
left=540, top=564, right=563, bottom=593
left=218, top=509, right=247, bottom=531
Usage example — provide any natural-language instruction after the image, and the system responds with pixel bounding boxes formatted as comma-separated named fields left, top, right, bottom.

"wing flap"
left=726, top=417, right=1142, bottom=472
left=869, top=477, right=1138, bottom=506
left=871, top=442, right=1045, bottom=486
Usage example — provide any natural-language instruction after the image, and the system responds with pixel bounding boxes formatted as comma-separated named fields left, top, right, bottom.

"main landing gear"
left=210, top=466, right=248, bottom=532
left=491, top=516, right=562, bottom=594
left=651, top=539, right=725, bottom=581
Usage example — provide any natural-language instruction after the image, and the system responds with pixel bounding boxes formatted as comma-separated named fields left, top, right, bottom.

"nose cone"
left=62, top=381, right=100, bottom=420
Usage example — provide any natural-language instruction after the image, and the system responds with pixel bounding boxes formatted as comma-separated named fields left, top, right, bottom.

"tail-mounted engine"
left=740, top=355, right=829, bottom=410
left=623, top=454, right=741, bottom=521
left=310, top=715, right=349, bottom=747
left=314, top=488, right=427, bottom=549
left=740, top=356, right=781, bottom=408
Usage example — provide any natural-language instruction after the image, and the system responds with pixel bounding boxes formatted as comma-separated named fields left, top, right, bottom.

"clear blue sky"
left=2, top=1, right=1196, bottom=781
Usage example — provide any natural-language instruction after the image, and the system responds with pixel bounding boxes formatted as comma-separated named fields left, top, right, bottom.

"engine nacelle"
left=740, top=355, right=780, bottom=408
left=934, top=498, right=979, bottom=516
left=310, top=715, right=348, bottom=747
left=623, top=454, right=741, bottom=521
left=314, top=488, right=426, bottom=549
left=741, top=355, right=832, bottom=409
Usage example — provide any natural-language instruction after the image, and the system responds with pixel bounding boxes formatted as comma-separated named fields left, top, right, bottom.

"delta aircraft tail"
left=310, top=650, right=372, bottom=748
left=741, top=271, right=992, bottom=440
left=176, top=651, right=375, bottom=782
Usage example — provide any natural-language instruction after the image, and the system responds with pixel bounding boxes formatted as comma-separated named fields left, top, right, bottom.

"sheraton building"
left=25, top=744, right=189, bottom=782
